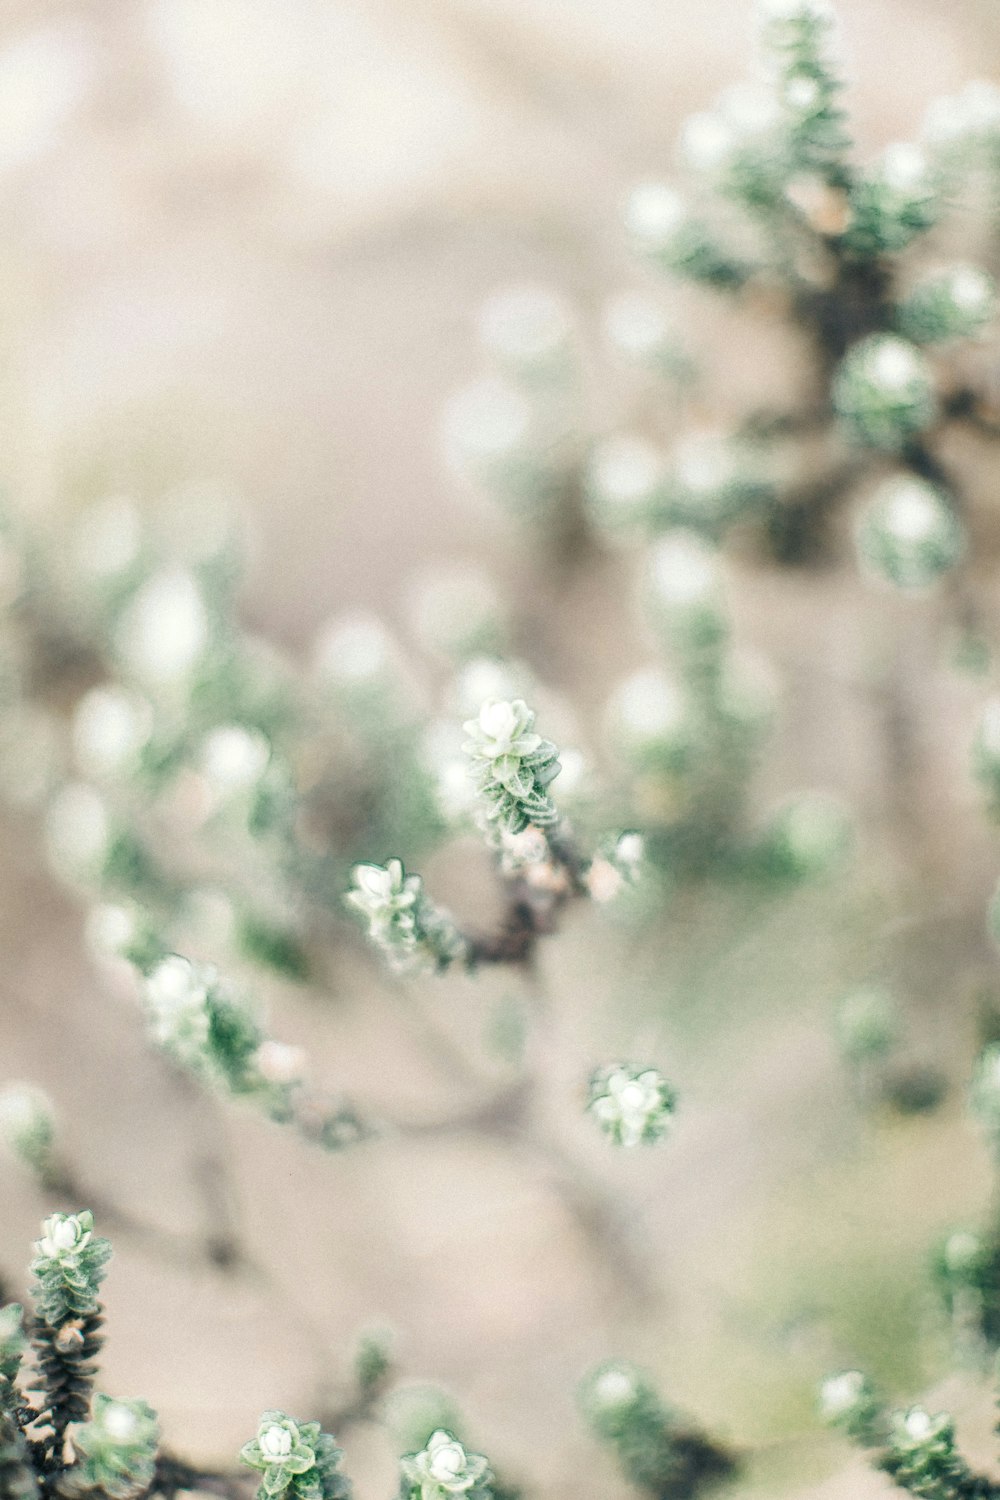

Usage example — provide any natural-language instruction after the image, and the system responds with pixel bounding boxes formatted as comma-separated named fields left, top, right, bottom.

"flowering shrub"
left=7, top=1, right=1000, bottom=1497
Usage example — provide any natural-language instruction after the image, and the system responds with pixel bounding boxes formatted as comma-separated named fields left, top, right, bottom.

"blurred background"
left=5, top=2, right=1000, bottom=1498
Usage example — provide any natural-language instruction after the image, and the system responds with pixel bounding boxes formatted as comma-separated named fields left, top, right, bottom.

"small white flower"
left=72, top=686, right=152, bottom=779
left=587, top=436, right=666, bottom=527
left=254, top=1040, right=306, bottom=1086
left=868, top=338, right=922, bottom=393
left=679, top=111, right=734, bottom=172
left=260, top=1424, right=293, bottom=1461
left=949, top=264, right=994, bottom=311
left=403, top=1430, right=490, bottom=1499
left=607, top=666, right=687, bottom=750
left=117, top=569, right=210, bottom=686
left=37, top=1212, right=91, bottom=1261
left=85, top=902, right=139, bottom=962
left=592, top=1366, right=639, bottom=1410
left=144, top=955, right=213, bottom=1054
left=200, top=724, right=271, bottom=794
left=0, top=1083, right=53, bottom=1159
left=819, top=1371, right=866, bottom=1421
left=943, top=1230, right=982, bottom=1275
left=589, top=1064, right=676, bottom=1148
left=646, top=531, right=721, bottom=610
left=625, top=182, right=686, bottom=252
left=880, top=141, right=928, bottom=192
left=785, top=74, right=820, bottom=111
left=102, top=1404, right=139, bottom=1442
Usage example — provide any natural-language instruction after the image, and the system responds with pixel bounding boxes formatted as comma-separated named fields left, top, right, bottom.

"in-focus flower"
left=463, top=699, right=561, bottom=838
left=588, top=1065, right=677, bottom=1147
left=400, top=1430, right=492, bottom=1500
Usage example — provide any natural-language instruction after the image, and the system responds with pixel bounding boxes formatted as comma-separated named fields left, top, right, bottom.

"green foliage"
left=240, top=1412, right=351, bottom=1500
left=832, top=337, right=937, bottom=451
left=0, top=1305, right=27, bottom=1391
left=843, top=144, right=940, bottom=258
left=579, top=1362, right=735, bottom=1500
left=462, top=699, right=561, bottom=839
left=62, top=1395, right=160, bottom=1500
left=834, top=985, right=899, bottom=1067
left=346, top=859, right=467, bottom=974
left=880, top=1409, right=994, bottom=1500
left=818, top=1370, right=888, bottom=1446
left=759, top=0, right=850, bottom=187
left=30, top=1213, right=111, bottom=1328
left=970, top=1044, right=1000, bottom=1153
left=855, top=476, right=964, bottom=591
left=898, top=266, right=996, bottom=345
left=0, top=1085, right=56, bottom=1184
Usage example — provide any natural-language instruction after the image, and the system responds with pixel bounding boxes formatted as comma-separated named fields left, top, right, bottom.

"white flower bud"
left=200, top=725, right=271, bottom=794
left=102, top=1404, right=139, bottom=1442
left=72, top=686, right=152, bottom=780
left=586, top=436, right=666, bottom=539
left=679, top=111, right=734, bottom=172
left=117, top=569, right=210, bottom=686
left=625, top=182, right=686, bottom=254
left=819, top=1371, right=866, bottom=1421
left=85, top=902, right=140, bottom=962
left=0, top=1082, right=54, bottom=1167
left=260, top=1425, right=293, bottom=1460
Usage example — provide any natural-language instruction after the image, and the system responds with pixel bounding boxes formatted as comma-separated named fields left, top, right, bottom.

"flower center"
left=261, top=1426, right=293, bottom=1459
left=430, top=1444, right=466, bottom=1481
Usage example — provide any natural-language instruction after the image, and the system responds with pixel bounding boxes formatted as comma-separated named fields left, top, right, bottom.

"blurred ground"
left=4, top=1, right=1000, bottom=1497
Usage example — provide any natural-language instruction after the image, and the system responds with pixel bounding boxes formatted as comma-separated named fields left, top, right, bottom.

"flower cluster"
left=759, top=0, right=849, bottom=188
left=0, top=1083, right=55, bottom=1181
left=855, top=475, right=964, bottom=591
left=818, top=1371, right=886, bottom=1445
left=462, top=699, right=561, bottom=839
left=399, top=1430, right=492, bottom=1500
left=143, top=954, right=215, bottom=1065
left=832, top=336, right=936, bottom=450
left=30, top=1212, right=112, bottom=1326
left=240, top=1412, right=351, bottom=1500
left=898, top=264, right=996, bottom=345
left=625, top=182, right=749, bottom=291
left=880, top=1408, right=974, bottom=1497
left=587, top=1065, right=677, bottom=1148
left=843, top=142, right=939, bottom=258
left=62, top=1395, right=160, bottom=1500
left=579, top=1360, right=733, bottom=1496
left=822, top=1369, right=1000, bottom=1500
left=346, top=860, right=467, bottom=974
